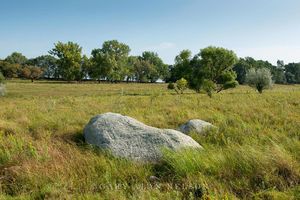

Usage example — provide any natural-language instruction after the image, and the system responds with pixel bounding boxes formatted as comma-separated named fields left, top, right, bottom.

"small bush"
left=167, top=82, right=175, bottom=90
left=246, top=68, right=273, bottom=93
left=175, top=78, right=188, bottom=94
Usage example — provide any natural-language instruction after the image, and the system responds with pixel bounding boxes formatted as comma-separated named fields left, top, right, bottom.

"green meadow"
left=0, top=80, right=299, bottom=199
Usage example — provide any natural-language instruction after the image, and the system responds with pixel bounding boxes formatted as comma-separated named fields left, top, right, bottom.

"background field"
left=0, top=81, right=300, bottom=199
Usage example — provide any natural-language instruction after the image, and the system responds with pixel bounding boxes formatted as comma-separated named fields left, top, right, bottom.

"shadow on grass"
left=58, top=131, right=86, bottom=147
left=57, top=131, right=117, bottom=158
left=151, top=160, right=176, bottom=181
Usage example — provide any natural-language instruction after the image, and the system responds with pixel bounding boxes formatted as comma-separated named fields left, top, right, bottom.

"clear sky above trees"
left=0, top=0, right=300, bottom=64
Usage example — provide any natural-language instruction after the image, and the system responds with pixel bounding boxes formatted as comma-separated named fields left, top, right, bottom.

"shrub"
left=246, top=68, right=273, bottom=93
left=0, top=61, right=21, bottom=79
left=21, top=66, right=44, bottom=82
left=167, top=82, right=175, bottom=90
left=175, top=78, right=188, bottom=94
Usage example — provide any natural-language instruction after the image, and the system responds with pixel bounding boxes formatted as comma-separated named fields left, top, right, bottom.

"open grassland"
left=0, top=80, right=300, bottom=199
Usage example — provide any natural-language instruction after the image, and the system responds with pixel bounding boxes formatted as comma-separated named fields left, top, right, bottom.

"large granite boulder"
left=84, top=113, right=201, bottom=162
left=179, top=119, right=214, bottom=135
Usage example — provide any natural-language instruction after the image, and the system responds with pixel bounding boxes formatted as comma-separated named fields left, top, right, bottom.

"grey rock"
left=179, top=119, right=214, bottom=134
left=84, top=113, right=201, bottom=162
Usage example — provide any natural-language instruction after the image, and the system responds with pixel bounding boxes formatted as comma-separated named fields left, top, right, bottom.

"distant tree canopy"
left=139, top=51, right=169, bottom=82
left=168, top=50, right=192, bottom=82
left=233, top=57, right=288, bottom=84
left=132, top=59, right=154, bottom=83
left=168, top=46, right=238, bottom=97
left=0, top=61, right=21, bottom=78
left=284, top=63, right=300, bottom=84
left=27, top=55, right=58, bottom=79
left=90, top=40, right=131, bottom=82
left=0, top=42, right=299, bottom=86
left=88, top=41, right=168, bottom=83
left=5, top=52, right=27, bottom=65
left=49, top=41, right=83, bottom=81
left=20, top=65, right=44, bottom=82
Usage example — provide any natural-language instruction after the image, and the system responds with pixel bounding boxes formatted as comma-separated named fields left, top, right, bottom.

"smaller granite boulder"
left=179, top=119, right=214, bottom=134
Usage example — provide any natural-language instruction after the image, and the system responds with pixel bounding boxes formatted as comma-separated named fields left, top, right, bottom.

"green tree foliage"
left=168, top=50, right=192, bottom=82
left=91, top=40, right=130, bottom=82
left=0, top=61, right=21, bottom=78
left=285, top=63, right=300, bottom=84
left=3, top=42, right=300, bottom=86
left=126, top=56, right=138, bottom=82
left=77, top=55, right=92, bottom=81
left=246, top=68, right=273, bottom=93
left=133, top=59, right=154, bottom=82
left=216, top=70, right=239, bottom=92
left=202, top=79, right=215, bottom=98
left=189, top=46, right=238, bottom=96
left=49, top=42, right=83, bottom=81
left=233, top=57, right=255, bottom=84
left=5, top=52, right=27, bottom=64
left=90, top=49, right=109, bottom=82
left=26, top=55, right=58, bottom=79
left=140, top=51, right=167, bottom=82
left=20, top=66, right=44, bottom=82
left=233, top=57, right=286, bottom=84
left=271, top=60, right=286, bottom=84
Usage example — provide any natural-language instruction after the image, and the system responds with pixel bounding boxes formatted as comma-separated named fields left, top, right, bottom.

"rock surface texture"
left=84, top=113, right=201, bottom=162
left=179, top=119, right=214, bottom=134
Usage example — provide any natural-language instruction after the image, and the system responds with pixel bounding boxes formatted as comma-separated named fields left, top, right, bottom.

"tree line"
left=0, top=40, right=299, bottom=86
left=168, top=50, right=300, bottom=85
left=0, top=40, right=168, bottom=83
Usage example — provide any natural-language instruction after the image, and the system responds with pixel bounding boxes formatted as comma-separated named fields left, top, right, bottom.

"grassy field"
left=0, top=80, right=299, bottom=199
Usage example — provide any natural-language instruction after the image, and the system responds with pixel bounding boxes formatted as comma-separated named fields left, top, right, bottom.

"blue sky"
left=1, top=0, right=300, bottom=64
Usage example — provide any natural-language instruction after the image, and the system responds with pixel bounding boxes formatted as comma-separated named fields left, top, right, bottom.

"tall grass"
left=0, top=84, right=5, bottom=97
left=0, top=80, right=299, bottom=199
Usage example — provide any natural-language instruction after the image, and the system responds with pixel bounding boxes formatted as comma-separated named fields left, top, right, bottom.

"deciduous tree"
left=27, top=55, right=58, bottom=79
left=285, top=63, right=300, bottom=84
left=168, top=50, right=192, bottom=83
left=49, top=42, right=83, bottom=81
left=21, top=66, right=44, bottom=82
left=189, top=46, right=238, bottom=96
left=0, top=61, right=21, bottom=78
left=5, top=52, right=27, bottom=64
left=91, top=40, right=130, bottom=82
left=140, top=51, right=167, bottom=82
